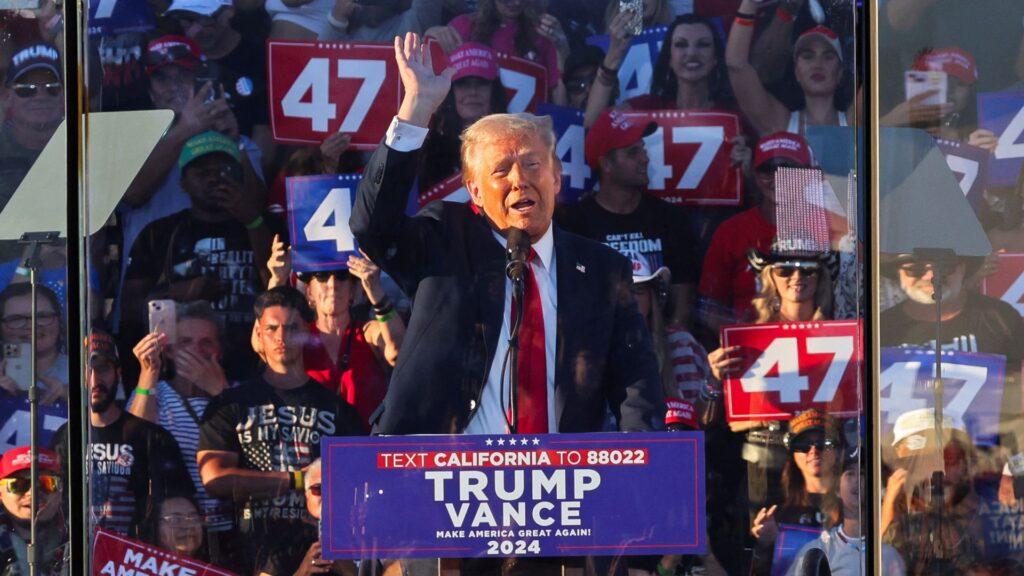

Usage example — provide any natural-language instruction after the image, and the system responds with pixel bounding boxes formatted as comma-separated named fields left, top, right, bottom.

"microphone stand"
left=507, top=276, right=524, bottom=435
left=18, top=231, right=62, bottom=576
left=912, top=247, right=953, bottom=575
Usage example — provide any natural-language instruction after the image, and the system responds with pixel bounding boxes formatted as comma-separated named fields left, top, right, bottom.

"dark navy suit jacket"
left=351, top=142, right=664, bottom=435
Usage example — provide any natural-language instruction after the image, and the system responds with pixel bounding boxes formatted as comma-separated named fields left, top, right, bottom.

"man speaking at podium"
left=351, top=33, right=663, bottom=437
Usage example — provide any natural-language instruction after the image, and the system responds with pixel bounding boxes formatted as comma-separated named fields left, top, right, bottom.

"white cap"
left=165, top=0, right=232, bottom=16
left=891, top=408, right=967, bottom=448
left=625, top=250, right=670, bottom=285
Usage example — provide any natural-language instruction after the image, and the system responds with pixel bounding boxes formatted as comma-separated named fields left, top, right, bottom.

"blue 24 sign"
left=287, top=174, right=363, bottom=273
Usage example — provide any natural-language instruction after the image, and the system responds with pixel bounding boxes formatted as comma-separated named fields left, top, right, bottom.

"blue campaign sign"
left=587, top=27, right=667, bottom=105
left=879, top=348, right=1006, bottom=446
left=87, top=0, right=155, bottom=36
left=935, top=138, right=989, bottom=214
left=978, top=91, right=1024, bottom=187
left=321, top=432, right=706, bottom=559
left=0, top=396, right=67, bottom=453
left=537, top=104, right=592, bottom=204
left=287, top=174, right=362, bottom=273
left=771, top=523, right=823, bottom=576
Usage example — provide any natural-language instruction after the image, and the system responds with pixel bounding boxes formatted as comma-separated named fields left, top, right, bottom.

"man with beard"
left=557, top=108, right=699, bottom=331
left=163, top=0, right=271, bottom=156
left=880, top=253, right=1024, bottom=418
left=0, top=447, right=68, bottom=575
left=52, top=330, right=192, bottom=538
left=123, top=131, right=275, bottom=380
left=0, top=42, right=65, bottom=212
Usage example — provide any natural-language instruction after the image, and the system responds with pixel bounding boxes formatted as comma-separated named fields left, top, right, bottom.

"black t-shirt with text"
left=198, top=377, right=363, bottom=571
left=126, top=210, right=267, bottom=379
left=880, top=291, right=1024, bottom=366
left=54, top=412, right=193, bottom=538
left=556, top=193, right=700, bottom=285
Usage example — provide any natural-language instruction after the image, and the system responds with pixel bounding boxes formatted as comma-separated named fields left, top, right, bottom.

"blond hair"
left=752, top=264, right=833, bottom=323
left=460, top=113, right=561, bottom=184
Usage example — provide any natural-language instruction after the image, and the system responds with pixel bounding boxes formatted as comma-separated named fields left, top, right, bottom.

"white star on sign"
left=509, top=438, right=518, bottom=446
left=485, top=438, right=493, bottom=446
left=497, top=438, right=505, bottom=446
left=532, top=438, right=540, bottom=445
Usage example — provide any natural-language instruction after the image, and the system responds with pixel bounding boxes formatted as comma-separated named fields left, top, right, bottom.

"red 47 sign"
left=496, top=53, right=548, bottom=113
left=268, top=41, right=445, bottom=148
left=624, top=110, right=743, bottom=206
left=721, top=320, right=862, bottom=421
left=980, top=253, right=1024, bottom=318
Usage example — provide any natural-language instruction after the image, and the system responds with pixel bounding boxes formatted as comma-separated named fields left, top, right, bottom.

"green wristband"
left=135, top=387, right=151, bottom=396
left=245, top=215, right=264, bottom=230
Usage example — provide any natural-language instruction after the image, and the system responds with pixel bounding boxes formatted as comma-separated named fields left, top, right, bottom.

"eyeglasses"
left=11, top=82, right=62, bottom=98
left=0, top=475, right=61, bottom=495
left=1, top=311, right=60, bottom=329
left=160, top=513, right=202, bottom=526
left=772, top=264, right=819, bottom=278
left=790, top=438, right=838, bottom=454
left=307, top=483, right=322, bottom=496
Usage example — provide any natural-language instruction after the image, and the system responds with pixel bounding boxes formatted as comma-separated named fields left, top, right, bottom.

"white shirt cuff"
left=385, top=116, right=429, bottom=152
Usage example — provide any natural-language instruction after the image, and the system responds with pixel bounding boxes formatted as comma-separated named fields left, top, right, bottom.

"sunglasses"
left=307, top=483, right=322, bottom=496
left=0, top=475, right=61, bottom=495
left=161, top=513, right=202, bottom=526
left=299, top=270, right=351, bottom=283
left=11, top=82, right=62, bottom=98
left=898, top=261, right=955, bottom=278
left=1, top=311, right=60, bottom=329
left=790, top=438, right=838, bottom=454
left=772, top=264, right=820, bottom=278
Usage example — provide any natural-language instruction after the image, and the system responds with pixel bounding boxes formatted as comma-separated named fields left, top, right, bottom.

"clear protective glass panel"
left=877, top=0, right=1024, bottom=573
left=0, top=0, right=70, bottom=573
left=77, top=0, right=865, bottom=574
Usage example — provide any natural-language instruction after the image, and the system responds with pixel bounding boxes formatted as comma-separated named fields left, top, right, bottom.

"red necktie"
left=513, top=250, right=548, bottom=434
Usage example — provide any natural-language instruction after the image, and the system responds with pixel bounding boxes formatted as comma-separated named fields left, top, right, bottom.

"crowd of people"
left=2, top=0, right=1024, bottom=574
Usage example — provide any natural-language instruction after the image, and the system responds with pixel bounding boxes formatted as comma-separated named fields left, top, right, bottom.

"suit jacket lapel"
left=467, top=217, right=506, bottom=372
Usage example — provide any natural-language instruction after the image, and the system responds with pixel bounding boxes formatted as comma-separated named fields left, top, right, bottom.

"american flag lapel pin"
left=576, top=263, right=586, bottom=273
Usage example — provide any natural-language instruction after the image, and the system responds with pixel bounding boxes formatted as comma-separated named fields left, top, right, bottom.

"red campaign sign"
left=418, top=171, right=469, bottom=209
left=93, top=528, right=236, bottom=576
left=268, top=41, right=446, bottom=148
left=623, top=110, right=743, bottom=206
left=496, top=53, right=548, bottom=113
left=720, top=320, right=862, bottom=421
left=980, top=253, right=1024, bottom=318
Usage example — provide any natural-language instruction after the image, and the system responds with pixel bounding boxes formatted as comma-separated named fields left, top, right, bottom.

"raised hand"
left=394, top=32, right=455, bottom=128
left=267, top=234, right=292, bottom=289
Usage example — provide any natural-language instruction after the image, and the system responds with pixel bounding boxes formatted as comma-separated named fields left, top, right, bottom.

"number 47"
left=282, top=58, right=386, bottom=133
left=740, top=336, right=855, bottom=404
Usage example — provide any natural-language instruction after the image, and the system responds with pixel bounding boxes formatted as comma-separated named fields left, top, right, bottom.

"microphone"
left=505, top=228, right=531, bottom=283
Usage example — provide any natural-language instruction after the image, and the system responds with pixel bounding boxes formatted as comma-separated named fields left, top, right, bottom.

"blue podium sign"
left=772, top=523, right=823, bottom=576
left=287, top=174, right=362, bottom=273
left=321, top=432, right=706, bottom=559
